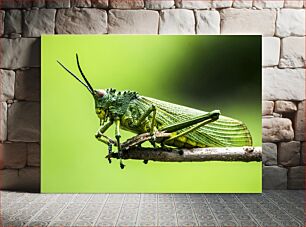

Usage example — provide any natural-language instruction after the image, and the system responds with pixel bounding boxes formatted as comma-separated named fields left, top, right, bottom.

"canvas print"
left=41, top=35, right=262, bottom=193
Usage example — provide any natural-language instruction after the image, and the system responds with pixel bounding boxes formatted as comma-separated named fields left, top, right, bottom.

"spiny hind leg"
left=160, top=110, right=220, bottom=133
left=121, top=110, right=220, bottom=150
left=161, top=110, right=220, bottom=143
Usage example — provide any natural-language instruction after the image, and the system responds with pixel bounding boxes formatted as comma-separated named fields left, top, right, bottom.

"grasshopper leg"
left=135, top=104, right=157, bottom=165
left=135, top=105, right=156, bottom=128
left=115, top=117, right=125, bottom=169
left=135, top=105, right=157, bottom=147
left=160, top=110, right=220, bottom=133
left=95, top=121, right=115, bottom=163
left=95, top=120, right=113, bottom=141
left=108, top=143, right=112, bottom=164
left=163, top=110, right=220, bottom=143
left=150, top=106, right=157, bottom=135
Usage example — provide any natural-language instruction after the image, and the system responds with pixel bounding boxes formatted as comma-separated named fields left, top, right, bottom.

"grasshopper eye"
left=96, top=108, right=102, bottom=114
left=96, top=89, right=106, bottom=97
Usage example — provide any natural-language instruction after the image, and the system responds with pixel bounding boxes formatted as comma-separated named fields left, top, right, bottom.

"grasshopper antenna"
left=76, top=54, right=95, bottom=94
left=57, top=60, right=94, bottom=95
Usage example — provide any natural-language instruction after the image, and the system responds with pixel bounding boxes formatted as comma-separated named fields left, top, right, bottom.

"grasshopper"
left=57, top=54, right=253, bottom=169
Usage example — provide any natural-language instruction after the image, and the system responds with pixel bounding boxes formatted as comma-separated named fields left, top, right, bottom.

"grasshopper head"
left=94, top=88, right=138, bottom=121
left=57, top=54, right=138, bottom=123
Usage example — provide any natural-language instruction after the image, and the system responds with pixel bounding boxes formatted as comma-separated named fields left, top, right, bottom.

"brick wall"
left=0, top=0, right=305, bottom=192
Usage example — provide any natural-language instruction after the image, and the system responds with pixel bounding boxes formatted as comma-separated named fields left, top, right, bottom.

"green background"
left=41, top=35, right=262, bottom=193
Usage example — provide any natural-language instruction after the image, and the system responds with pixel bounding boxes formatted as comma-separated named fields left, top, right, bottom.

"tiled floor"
left=1, top=190, right=304, bottom=226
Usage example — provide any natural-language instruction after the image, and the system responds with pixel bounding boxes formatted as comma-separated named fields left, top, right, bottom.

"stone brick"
left=263, top=68, right=305, bottom=101
left=0, top=10, right=4, bottom=35
left=301, top=142, right=305, bottom=165
left=253, top=0, right=284, bottom=8
left=195, top=10, right=220, bottom=34
left=288, top=166, right=304, bottom=189
left=262, top=101, right=274, bottom=115
left=0, top=167, right=40, bottom=192
left=262, top=37, right=280, bottom=66
left=91, top=0, right=108, bottom=8
left=0, top=0, right=31, bottom=9
left=4, top=9, right=22, bottom=34
left=284, top=0, right=304, bottom=8
left=159, top=9, right=195, bottom=34
left=262, top=118, right=294, bottom=142
left=15, top=68, right=40, bottom=101
left=278, top=141, right=300, bottom=167
left=263, top=166, right=287, bottom=189
left=294, top=101, right=305, bottom=141
left=0, top=169, right=18, bottom=190
left=272, top=112, right=282, bottom=118
left=71, top=0, right=91, bottom=7
left=110, top=0, right=144, bottom=8
left=109, top=10, right=159, bottom=34
left=23, top=9, right=56, bottom=37
left=8, top=102, right=40, bottom=142
left=27, top=143, right=40, bottom=167
left=220, top=9, right=276, bottom=36
left=175, top=0, right=212, bottom=9
left=0, top=38, right=40, bottom=69
left=20, top=167, right=40, bottom=192
left=276, top=9, right=305, bottom=37
left=23, top=0, right=35, bottom=8
left=212, top=0, right=233, bottom=8
left=32, top=0, right=46, bottom=8
left=0, top=143, right=27, bottom=169
left=262, top=143, right=277, bottom=166
left=145, top=0, right=175, bottom=9
left=0, top=102, right=7, bottom=142
left=280, top=37, right=305, bottom=68
left=7, top=33, right=21, bottom=39
left=46, top=0, right=70, bottom=8
left=232, top=0, right=252, bottom=8
left=0, top=69, right=15, bottom=102
left=274, top=101, right=297, bottom=113
left=56, top=8, right=107, bottom=34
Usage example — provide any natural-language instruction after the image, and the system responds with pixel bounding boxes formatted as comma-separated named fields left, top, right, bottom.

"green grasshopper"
left=57, top=54, right=252, bottom=169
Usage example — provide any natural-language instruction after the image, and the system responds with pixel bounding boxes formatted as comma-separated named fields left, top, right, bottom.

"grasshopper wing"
left=139, top=96, right=252, bottom=147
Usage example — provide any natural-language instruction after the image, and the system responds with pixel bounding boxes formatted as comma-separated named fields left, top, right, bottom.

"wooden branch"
left=107, top=146, right=262, bottom=162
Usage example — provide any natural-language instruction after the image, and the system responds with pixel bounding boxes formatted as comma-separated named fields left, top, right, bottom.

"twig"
left=107, top=146, right=262, bottom=162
